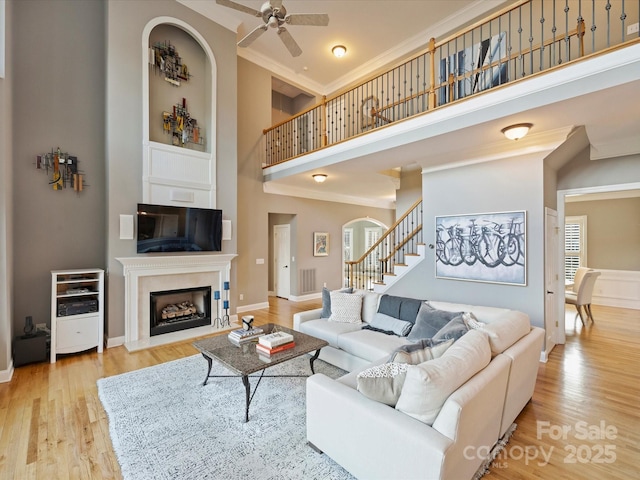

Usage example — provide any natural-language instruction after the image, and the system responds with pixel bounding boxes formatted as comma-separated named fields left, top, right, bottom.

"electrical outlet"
left=323, top=282, right=327, bottom=288
left=239, top=294, right=244, bottom=300
left=628, top=22, right=639, bottom=35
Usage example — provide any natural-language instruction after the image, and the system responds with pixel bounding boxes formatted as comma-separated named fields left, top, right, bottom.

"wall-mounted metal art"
left=35, top=148, right=86, bottom=192
left=162, top=98, right=204, bottom=148
left=150, top=41, right=191, bottom=86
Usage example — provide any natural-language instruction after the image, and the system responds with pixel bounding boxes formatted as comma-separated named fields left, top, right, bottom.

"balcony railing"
left=264, top=0, right=639, bottom=166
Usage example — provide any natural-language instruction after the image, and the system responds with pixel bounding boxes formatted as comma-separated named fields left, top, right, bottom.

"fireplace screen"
left=150, top=286, right=211, bottom=336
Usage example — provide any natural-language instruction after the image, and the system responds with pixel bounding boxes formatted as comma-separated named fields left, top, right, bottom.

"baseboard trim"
left=289, top=292, right=323, bottom=302
left=106, top=335, right=125, bottom=348
left=236, top=302, right=270, bottom=313
left=0, top=361, right=15, bottom=383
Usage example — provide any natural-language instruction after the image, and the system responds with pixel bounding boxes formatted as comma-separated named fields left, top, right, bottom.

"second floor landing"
left=263, top=41, right=640, bottom=209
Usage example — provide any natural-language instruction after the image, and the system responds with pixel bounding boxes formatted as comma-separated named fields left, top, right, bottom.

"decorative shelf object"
left=36, top=147, right=87, bottom=192
left=162, top=98, right=204, bottom=148
left=150, top=40, right=191, bottom=86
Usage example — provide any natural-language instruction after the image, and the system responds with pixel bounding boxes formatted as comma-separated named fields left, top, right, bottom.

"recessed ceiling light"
left=332, top=45, right=347, bottom=58
left=501, top=123, right=533, bottom=141
left=312, top=174, right=328, bottom=183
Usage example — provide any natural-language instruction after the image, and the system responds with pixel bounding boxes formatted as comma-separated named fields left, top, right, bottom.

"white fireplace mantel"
left=117, top=254, right=237, bottom=351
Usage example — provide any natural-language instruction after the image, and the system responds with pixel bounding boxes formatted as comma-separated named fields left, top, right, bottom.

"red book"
left=255, top=341, right=295, bottom=355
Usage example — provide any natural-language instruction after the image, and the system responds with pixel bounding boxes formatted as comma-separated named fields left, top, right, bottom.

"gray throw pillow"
left=369, top=312, right=413, bottom=336
left=357, top=362, right=410, bottom=407
left=406, top=303, right=463, bottom=342
left=431, top=314, right=470, bottom=342
left=388, top=338, right=454, bottom=364
left=320, top=287, right=353, bottom=319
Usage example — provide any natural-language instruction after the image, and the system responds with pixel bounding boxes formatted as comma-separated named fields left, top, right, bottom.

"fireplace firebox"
left=150, top=286, right=211, bottom=337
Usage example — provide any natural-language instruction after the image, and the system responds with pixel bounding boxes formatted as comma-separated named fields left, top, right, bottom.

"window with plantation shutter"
left=565, top=216, right=587, bottom=282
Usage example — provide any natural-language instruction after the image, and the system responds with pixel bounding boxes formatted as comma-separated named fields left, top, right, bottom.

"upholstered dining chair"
left=565, top=270, right=601, bottom=325
left=567, top=266, right=590, bottom=295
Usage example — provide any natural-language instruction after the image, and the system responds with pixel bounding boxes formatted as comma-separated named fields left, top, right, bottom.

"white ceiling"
left=179, top=0, right=504, bottom=93
left=179, top=1, right=640, bottom=209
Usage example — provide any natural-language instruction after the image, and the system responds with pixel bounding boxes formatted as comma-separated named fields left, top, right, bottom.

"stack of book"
left=255, top=331, right=295, bottom=356
left=227, top=327, right=264, bottom=346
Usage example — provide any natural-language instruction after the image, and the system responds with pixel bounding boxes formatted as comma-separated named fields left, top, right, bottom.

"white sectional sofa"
left=293, top=290, right=544, bottom=480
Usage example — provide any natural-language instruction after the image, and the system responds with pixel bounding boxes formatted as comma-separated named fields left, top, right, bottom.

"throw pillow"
left=377, top=295, right=423, bottom=323
left=462, top=311, right=486, bottom=330
left=406, top=302, right=463, bottom=342
left=395, top=329, right=491, bottom=425
left=327, top=291, right=363, bottom=324
left=320, top=287, right=354, bottom=319
left=356, top=362, right=410, bottom=406
left=369, top=312, right=413, bottom=336
left=431, top=314, right=470, bottom=342
left=388, top=338, right=454, bottom=364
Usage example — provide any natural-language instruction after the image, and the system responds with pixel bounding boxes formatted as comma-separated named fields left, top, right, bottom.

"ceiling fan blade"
left=277, top=27, right=302, bottom=57
left=238, top=24, right=268, bottom=47
left=215, top=0, right=261, bottom=17
left=285, top=13, right=329, bottom=27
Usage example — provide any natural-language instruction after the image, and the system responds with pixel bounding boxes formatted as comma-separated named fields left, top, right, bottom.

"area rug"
left=98, top=354, right=514, bottom=480
left=97, top=354, right=354, bottom=480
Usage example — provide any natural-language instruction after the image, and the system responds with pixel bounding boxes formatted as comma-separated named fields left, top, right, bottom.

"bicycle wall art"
left=435, top=211, right=526, bottom=286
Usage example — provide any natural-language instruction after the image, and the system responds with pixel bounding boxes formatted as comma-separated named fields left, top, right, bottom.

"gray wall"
left=11, top=1, right=106, bottom=336
left=0, top=0, right=13, bottom=372
left=105, top=1, right=238, bottom=339
left=391, top=154, right=546, bottom=329
left=557, top=150, right=640, bottom=190
left=566, top=197, right=640, bottom=271
left=238, top=57, right=394, bottom=307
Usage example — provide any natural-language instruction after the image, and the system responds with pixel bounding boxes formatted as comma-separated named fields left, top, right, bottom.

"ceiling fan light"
left=501, top=123, right=533, bottom=141
left=332, top=45, right=347, bottom=58
left=312, top=174, right=328, bottom=183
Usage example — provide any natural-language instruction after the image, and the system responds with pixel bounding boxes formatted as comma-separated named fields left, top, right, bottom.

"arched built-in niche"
left=141, top=17, right=217, bottom=208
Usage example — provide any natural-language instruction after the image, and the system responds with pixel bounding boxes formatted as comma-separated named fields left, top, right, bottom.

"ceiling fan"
left=216, top=0, right=329, bottom=57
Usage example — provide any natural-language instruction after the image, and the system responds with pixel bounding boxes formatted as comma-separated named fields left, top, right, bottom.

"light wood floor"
left=0, top=299, right=637, bottom=479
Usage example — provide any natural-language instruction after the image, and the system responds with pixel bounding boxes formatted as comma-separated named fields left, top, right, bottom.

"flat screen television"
left=137, top=203, right=222, bottom=253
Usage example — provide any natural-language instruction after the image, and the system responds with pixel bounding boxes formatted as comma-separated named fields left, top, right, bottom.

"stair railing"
left=345, top=199, right=423, bottom=290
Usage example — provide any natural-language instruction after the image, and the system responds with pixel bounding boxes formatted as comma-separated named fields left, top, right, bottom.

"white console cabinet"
left=50, top=269, right=104, bottom=363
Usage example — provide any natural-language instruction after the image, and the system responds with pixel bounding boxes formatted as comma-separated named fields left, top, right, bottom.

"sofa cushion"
left=479, top=314, right=531, bottom=355
left=395, top=329, right=491, bottom=425
left=328, top=291, right=363, bottom=324
left=337, top=329, right=411, bottom=362
left=356, top=362, right=410, bottom=406
left=431, top=314, right=470, bottom=342
left=298, top=319, right=362, bottom=348
left=377, top=295, right=423, bottom=324
left=407, top=302, right=462, bottom=342
left=320, top=287, right=354, bottom=318
left=369, top=312, right=413, bottom=336
left=354, top=289, right=382, bottom=323
left=388, top=338, right=454, bottom=364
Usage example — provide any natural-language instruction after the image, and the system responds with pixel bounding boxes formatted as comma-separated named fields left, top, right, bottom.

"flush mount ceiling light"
left=312, top=174, right=328, bottom=183
left=501, top=123, right=533, bottom=141
left=332, top=45, right=347, bottom=58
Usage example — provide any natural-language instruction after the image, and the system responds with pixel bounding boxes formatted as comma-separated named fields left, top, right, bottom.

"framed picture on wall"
left=435, top=211, right=526, bottom=285
left=313, top=232, right=329, bottom=257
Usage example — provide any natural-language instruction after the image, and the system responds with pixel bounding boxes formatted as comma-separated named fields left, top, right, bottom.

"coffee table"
left=192, top=323, right=328, bottom=422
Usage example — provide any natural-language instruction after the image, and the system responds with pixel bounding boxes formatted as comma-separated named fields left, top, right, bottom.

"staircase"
left=372, top=243, right=426, bottom=293
left=345, top=199, right=424, bottom=293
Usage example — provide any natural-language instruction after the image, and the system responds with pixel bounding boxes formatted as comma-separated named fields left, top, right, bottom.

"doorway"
left=274, top=224, right=291, bottom=299
left=342, top=217, right=389, bottom=288
left=556, top=182, right=640, bottom=344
